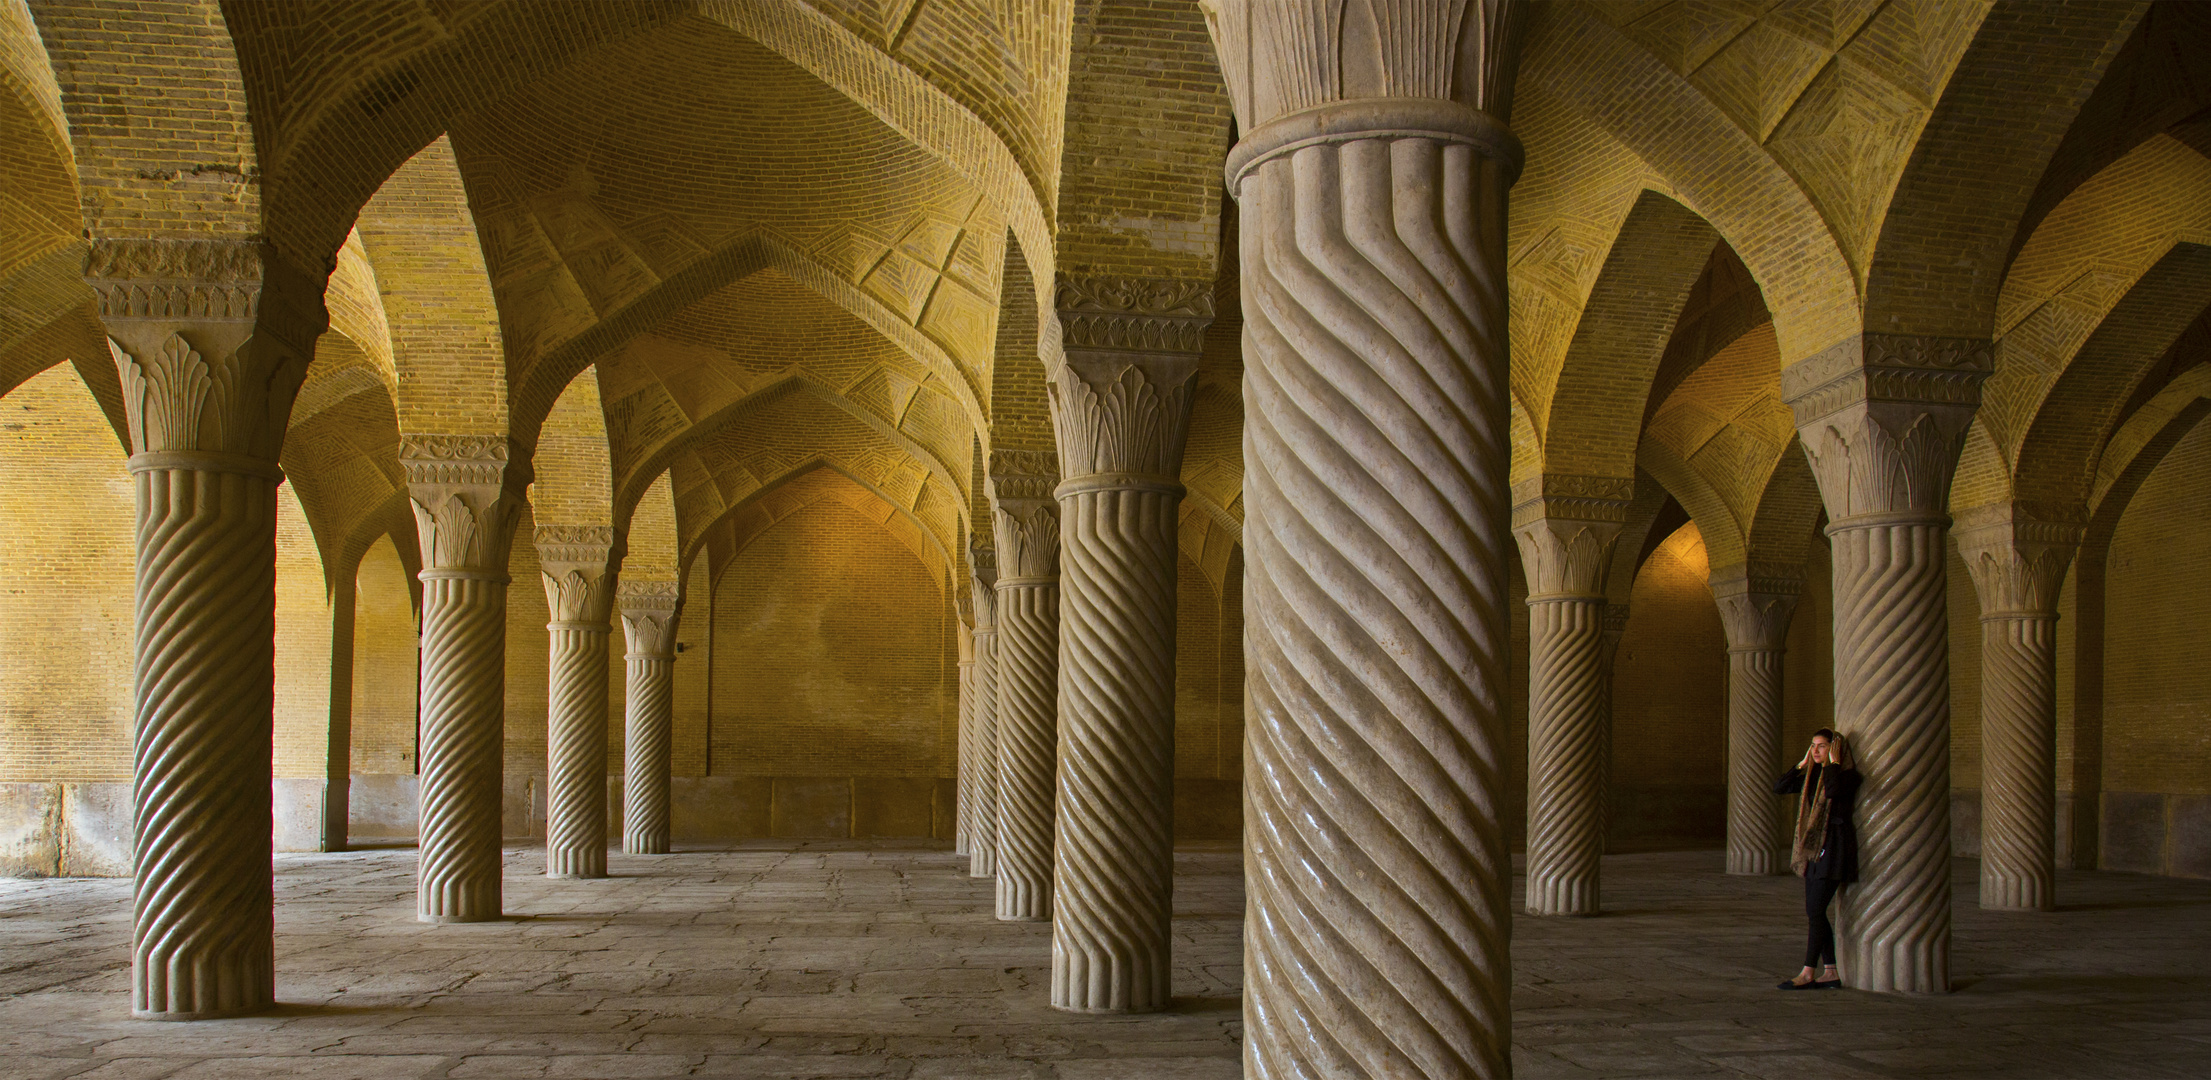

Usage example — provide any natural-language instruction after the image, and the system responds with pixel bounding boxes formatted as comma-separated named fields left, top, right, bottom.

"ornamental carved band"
left=1955, top=506, right=2081, bottom=912
left=1784, top=335, right=1988, bottom=993
left=620, top=581, right=683, bottom=856
left=1220, top=82, right=1522, bottom=1074
left=1712, top=566, right=1802, bottom=877
left=405, top=436, right=524, bottom=922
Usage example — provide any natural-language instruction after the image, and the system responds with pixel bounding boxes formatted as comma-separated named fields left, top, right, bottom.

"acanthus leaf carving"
left=1953, top=503, right=2084, bottom=617
left=617, top=579, right=683, bottom=657
left=1709, top=563, right=1803, bottom=653
left=536, top=526, right=620, bottom=624
left=403, top=435, right=524, bottom=577
left=1513, top=515, right=1624, bottom=599
left=1799, top=404, right=1977, bottom=523
left=1049, top=360, right=1199, bottom=481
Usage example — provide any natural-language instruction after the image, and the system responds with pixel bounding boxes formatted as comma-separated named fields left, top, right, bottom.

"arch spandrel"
left=1637, top=435, right=1747, bottom=572
left=532, top=366, right=615, bottom=531
left=222, top=0, right=686, bottom=277
left=2094, top=365, right=2211, bottom=512
left=0, top=0, right=89, bottom=399
left=690, top=461, right=954, bottom=593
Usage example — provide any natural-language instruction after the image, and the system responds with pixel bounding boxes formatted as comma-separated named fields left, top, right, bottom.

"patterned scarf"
left=1791, top=735, right=1853, bottom=877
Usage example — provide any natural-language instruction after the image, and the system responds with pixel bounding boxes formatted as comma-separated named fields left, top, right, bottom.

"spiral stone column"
left=1207, top=0, right=1527, bottom=1064
left=1711, top=564, right=1802, bottom=876
left=955, top=618, right=976, bottom=858
left=1044, top=276, right=1212, bottom=1013
left=538, top=527, right=620, bottom=878
left=990, top=454, right=1061, bottom=921
left=965, top=548, right=1000, bottom=877
left=1516, top=484, right=1630, bottom=916
left=1784, top=333, right=1991, bottom=993
left=90, top=238, right=324, bottom=1019
left=403, top=435, right=527, bottom=923
left=1956, top=504, right=2080, bottom=912
left=619, top=580, right=682, bottom=855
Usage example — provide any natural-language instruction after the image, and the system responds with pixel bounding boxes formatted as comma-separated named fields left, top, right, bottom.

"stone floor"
left=1, top=844, right=2206, bottom=1079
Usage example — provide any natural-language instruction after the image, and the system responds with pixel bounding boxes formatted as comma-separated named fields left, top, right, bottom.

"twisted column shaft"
left=545, top=623, right=611, bottom=878
left=416, top=572, right=510, bottom=920
left=994, top=579, right=1059, bottom=920
left=1727, top=649, right=1786, bottom=874
left=1227, top=106, right=1520, bottom=1076
left=1524, top=596, right=1608, bottom=914
left=955, top=645, right=976, bottom=858
left=969, top=623, right=1000, bottom=878
left=1052, top=481, right=1181, bottom=1012
left=1980, top=614, right=2056, bottom=910
left=619, top=581, right=682, bottom=856
left=623, top=653, right=674, bottom=853
left=1828, top=519, right=1952, bottom=991
left=130, top=461, right=281, bottom=1018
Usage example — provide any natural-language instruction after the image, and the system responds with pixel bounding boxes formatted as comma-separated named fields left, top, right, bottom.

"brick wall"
left=0, top=364, right=132, bottom=783
left=351, top=534, right=417, bottom=775
left=273, top=484, right=331, bottom=780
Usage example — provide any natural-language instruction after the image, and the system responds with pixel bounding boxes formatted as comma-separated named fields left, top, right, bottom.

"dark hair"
left=1812, top=728, right=1838, bottom=741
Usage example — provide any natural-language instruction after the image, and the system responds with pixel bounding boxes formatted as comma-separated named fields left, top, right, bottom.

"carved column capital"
left=536, top=525, right=621, bottom=625
left=1201, top=0, right=1525, bottom=137
left=1954, top=503, right=2084, bottom=618
left=1049, top=274, right=1211, bottom=485
left=988, top=450, right=1061, bottom=583
left=92, top=239, right=328, bottom=464
left=616, top=579, right=682, bottom=657
left=1709, top=562, right=1804, bottom=653
left=1783, top=334, right=1993, bottom=525
left=402, top=435, right=528, bottom=578
left=1512, top=474, right=1632, bottom=599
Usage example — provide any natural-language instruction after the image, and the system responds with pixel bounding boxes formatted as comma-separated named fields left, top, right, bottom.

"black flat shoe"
left=1777, top=978, right=1819, bottom=990
left=1812, top=979, right=1842, bottom=989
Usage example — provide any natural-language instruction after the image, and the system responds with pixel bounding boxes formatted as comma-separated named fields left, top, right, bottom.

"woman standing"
left=1773, top=729, right=1859, bottom=990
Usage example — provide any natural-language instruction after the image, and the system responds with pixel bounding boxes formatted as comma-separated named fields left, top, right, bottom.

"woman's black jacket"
left=1774, top=765, right=1861, bottom=883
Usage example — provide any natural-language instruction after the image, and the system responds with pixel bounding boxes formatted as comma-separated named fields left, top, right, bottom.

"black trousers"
left=1804, top=874, right=1844, bottom=968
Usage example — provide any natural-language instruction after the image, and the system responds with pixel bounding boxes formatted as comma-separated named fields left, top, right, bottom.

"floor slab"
left=0, top=845, right=2205, bottom=1077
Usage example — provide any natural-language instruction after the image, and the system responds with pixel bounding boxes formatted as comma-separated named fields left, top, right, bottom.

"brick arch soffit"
left=1176, top=485, right=1242, bottom=599
left=2084, top=391, right=2211, bottom=561
left=530, top=364, right=616, bottom=533
left=1635, top=436, right=1749, bottom=572
left=1859, top=1, right=2149, bottom=339
left=1515, top=0, right=1857, bottom=370
left=220, top=0, right=691, bottom=281
left=511, top=231, right=988, bottom=469
left=1529, top=190, right=1721, bottom=486
left=1602, top=471, right=1677, bottom=607
left=2001, top=3, right=2208, bottom=284
left=688, top=458, right=954, bottom=596
left=611, top=370, right=969, bottom=545
left=327, top=488, right=422, bottom=615
left=692, top=0, right=1060, bottom=324
left=0, top=0, right=93, bottom=402
left=1954, top=137, right=2211, bottom=516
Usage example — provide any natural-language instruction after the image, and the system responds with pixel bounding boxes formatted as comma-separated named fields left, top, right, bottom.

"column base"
left=134, top=1003, right=273, bottom=1022
left=624, top=838, right=670, bottom=856
left=418, top=912, right=504, bottom=925
left=1727, top=851, right=1782, bottom=876
left=1979, top=878, right=2054, bottom=912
